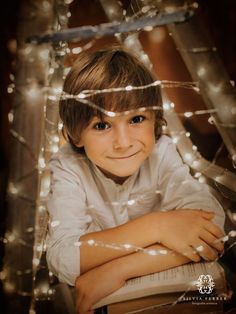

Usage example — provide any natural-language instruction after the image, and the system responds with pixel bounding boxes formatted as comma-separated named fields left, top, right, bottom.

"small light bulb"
left=184, top=112, right=193, bottom=118
left=36, top=244, right=43, bottom=252
left=25, top=86, right=40, bottom=100
left=127, top=199, right=135, bottom=206
left=125, top=85, right=133, bottom=91
left=123, top=243, right=132, bottom=249
left=194, top=172, right=201, bottom=178
left=163, top=103, right=171, bottom=110
left=147, top=249, right=156, bottom=255
left=198, top=176, right=206, bottom=183
left=8, top=182, right=18, bottom=195
left=50, top=144, right=59, bottom=153
left=72, top=47, right=82, bottom=54
left=197, top=66, right=206, bottom=77
left=87, top=239, right=95, bottom=245
left=159, top=249, right=168, bottom=255
left=51, top=220, right=60, bottom=228
left=58, top=122, right=63, bottom=130
left=38, top=157, right=46, bottom=169
left=74, top=241, right=82, bottom=247
left=184, top=153, right=192, bottom=161
left=33, top=258, right=40, bottom=266
left=172, top=137, right=178, bottom=144
left=144, top=25, right=153, bottom=32
left=8, top=112, right=14, bottom=123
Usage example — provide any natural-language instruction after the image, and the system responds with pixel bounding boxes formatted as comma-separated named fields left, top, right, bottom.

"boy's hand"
left=157, top=209, right=224, bottom=262
left=75, top=261, right=125, bottom=314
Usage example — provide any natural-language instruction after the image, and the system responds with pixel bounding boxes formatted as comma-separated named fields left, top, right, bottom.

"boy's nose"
left=113, top=126, right=132, bottom=150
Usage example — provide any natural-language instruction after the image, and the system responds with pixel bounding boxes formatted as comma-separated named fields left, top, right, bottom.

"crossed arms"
left=76, top=209, right=224, bottom=313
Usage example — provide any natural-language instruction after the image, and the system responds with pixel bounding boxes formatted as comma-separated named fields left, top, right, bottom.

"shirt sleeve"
left=46, top=152, right=98, bottom=286
left=157, top=140, right=225, bottom=230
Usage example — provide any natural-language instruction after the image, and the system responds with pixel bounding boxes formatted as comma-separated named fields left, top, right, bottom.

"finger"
left=199, top=229, right=224, bottom=252
left=204, top=221, right=225, bottom=239
left=192, top=241, right=218, bottom=261
left=78, top=296, right=93, bottom=314
left=199, top=210, right=215, bottom=220
left=182, top=246, right=201, bottom=262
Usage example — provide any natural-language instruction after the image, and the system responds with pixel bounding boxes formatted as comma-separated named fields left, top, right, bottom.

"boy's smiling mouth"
left=108, top=151, right=141, bottom=160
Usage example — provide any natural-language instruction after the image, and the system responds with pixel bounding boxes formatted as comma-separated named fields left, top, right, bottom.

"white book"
left=93, top=261, right=227, bottom=309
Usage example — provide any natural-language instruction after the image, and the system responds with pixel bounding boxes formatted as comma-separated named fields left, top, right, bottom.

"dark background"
left=0, top=0, right=236, bottom=313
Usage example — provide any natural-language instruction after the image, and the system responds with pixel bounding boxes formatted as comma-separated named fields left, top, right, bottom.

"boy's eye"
left=93, top=121, right=110, bottom=130
left=130, top=115, right=145, bottom=124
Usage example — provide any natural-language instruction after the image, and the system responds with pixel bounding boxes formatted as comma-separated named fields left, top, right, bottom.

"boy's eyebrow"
left=93, top=109, right=153, bottom=120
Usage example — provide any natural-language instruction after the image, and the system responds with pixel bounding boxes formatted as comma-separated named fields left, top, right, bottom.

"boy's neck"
left=97, top=166, right=130, bottom=185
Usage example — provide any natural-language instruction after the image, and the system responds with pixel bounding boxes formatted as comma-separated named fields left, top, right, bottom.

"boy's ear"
left=75, top=140, right=84, bottom=148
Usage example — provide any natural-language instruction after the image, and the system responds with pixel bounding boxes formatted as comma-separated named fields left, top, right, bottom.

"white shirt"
left=46, top=135, right=225, bottom=286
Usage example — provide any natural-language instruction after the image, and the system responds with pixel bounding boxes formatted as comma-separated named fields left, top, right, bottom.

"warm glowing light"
left=0, top=271, right=6, bottom=280
left=198, top=176, right=206, bottom=183
left=40, top=176, right=51, bottom=197
left=144, top=25, right=153, bottom=32
left=197, top=66, right=206, bottom=77
left=194, top=172, right=202, bottom=178
left=33, top=258, right=40, bottom=266
left=88, top=239, right=95, bottom=245
left=72, top=47, right=82, bottom=54
left=38, top=205, right=46, bottom=212
left=141, top=5, right=151, bottom=13
left=38, top=157, right=46, bottom=169
left=125, top=85, right=133, bottom=91
left=36, top=244, right=43, bottom=252
left=4, top=282, right=15, bottom=294
left=78, top=93, right=86, bottom=99
left=25, top=85, right=41, bottom=100
left=7, top=85, right=14, bottom=93
left=50, top=144, right=59, bottom=153
left=8, top=182, right=18, bottom=195
left=163, top=102, right=171, bottom=110
left=127, top=199, right=135, bottom=205
left=123, top=244, right=132, bottom=249
left=184, top=153, right=192, bottom=161
left=8, top=112, right=14, bottom=123
left=195, top=245, right=204, bottom=252
left=148, top=27, right=166, bottom=43
left=209, top=83, right=222, bottom=94
left=58, top=122, right=63, bottom=130
left=49, top=67, right=54, bottom=75
left=159, top=249, right=168, bottom=255
left=38, top=48, right=50, bottom=60
left=172, top=137, right=178, bottom=144
left=184, top=112, right=193, bottom=118
left=51, top=135, right=60, bottom=143
left=148, top=249, right=157, bottom=256
left=51, top=220, right=60, bottom=228
left=229, top=230, right=236, bottom=237
left=74, top=241, right=82, bottom=247
left=192, top=160, right=200, bottom=168
left=165, top=6, right=176, bottom=13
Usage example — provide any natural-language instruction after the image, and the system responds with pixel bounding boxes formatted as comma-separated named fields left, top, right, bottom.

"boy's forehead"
left=93, top=108, right=154, bottom=120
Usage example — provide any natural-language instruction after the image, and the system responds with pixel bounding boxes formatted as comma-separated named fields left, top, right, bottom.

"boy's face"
left=76, top=110, right=155, bottom=184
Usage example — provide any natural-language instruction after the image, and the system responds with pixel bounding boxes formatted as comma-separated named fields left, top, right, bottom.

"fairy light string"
left=3, top=0, right=236, bottom=311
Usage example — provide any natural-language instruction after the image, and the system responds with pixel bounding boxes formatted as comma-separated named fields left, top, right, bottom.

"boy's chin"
left=100, top=168, right=135, bottom=184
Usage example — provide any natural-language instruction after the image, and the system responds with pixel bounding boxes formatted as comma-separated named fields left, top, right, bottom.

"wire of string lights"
left=2, top=0, right=236, bottom=312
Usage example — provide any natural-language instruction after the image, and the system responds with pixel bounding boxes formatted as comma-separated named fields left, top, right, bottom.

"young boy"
left=46, top=48, right=225, bottom=314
